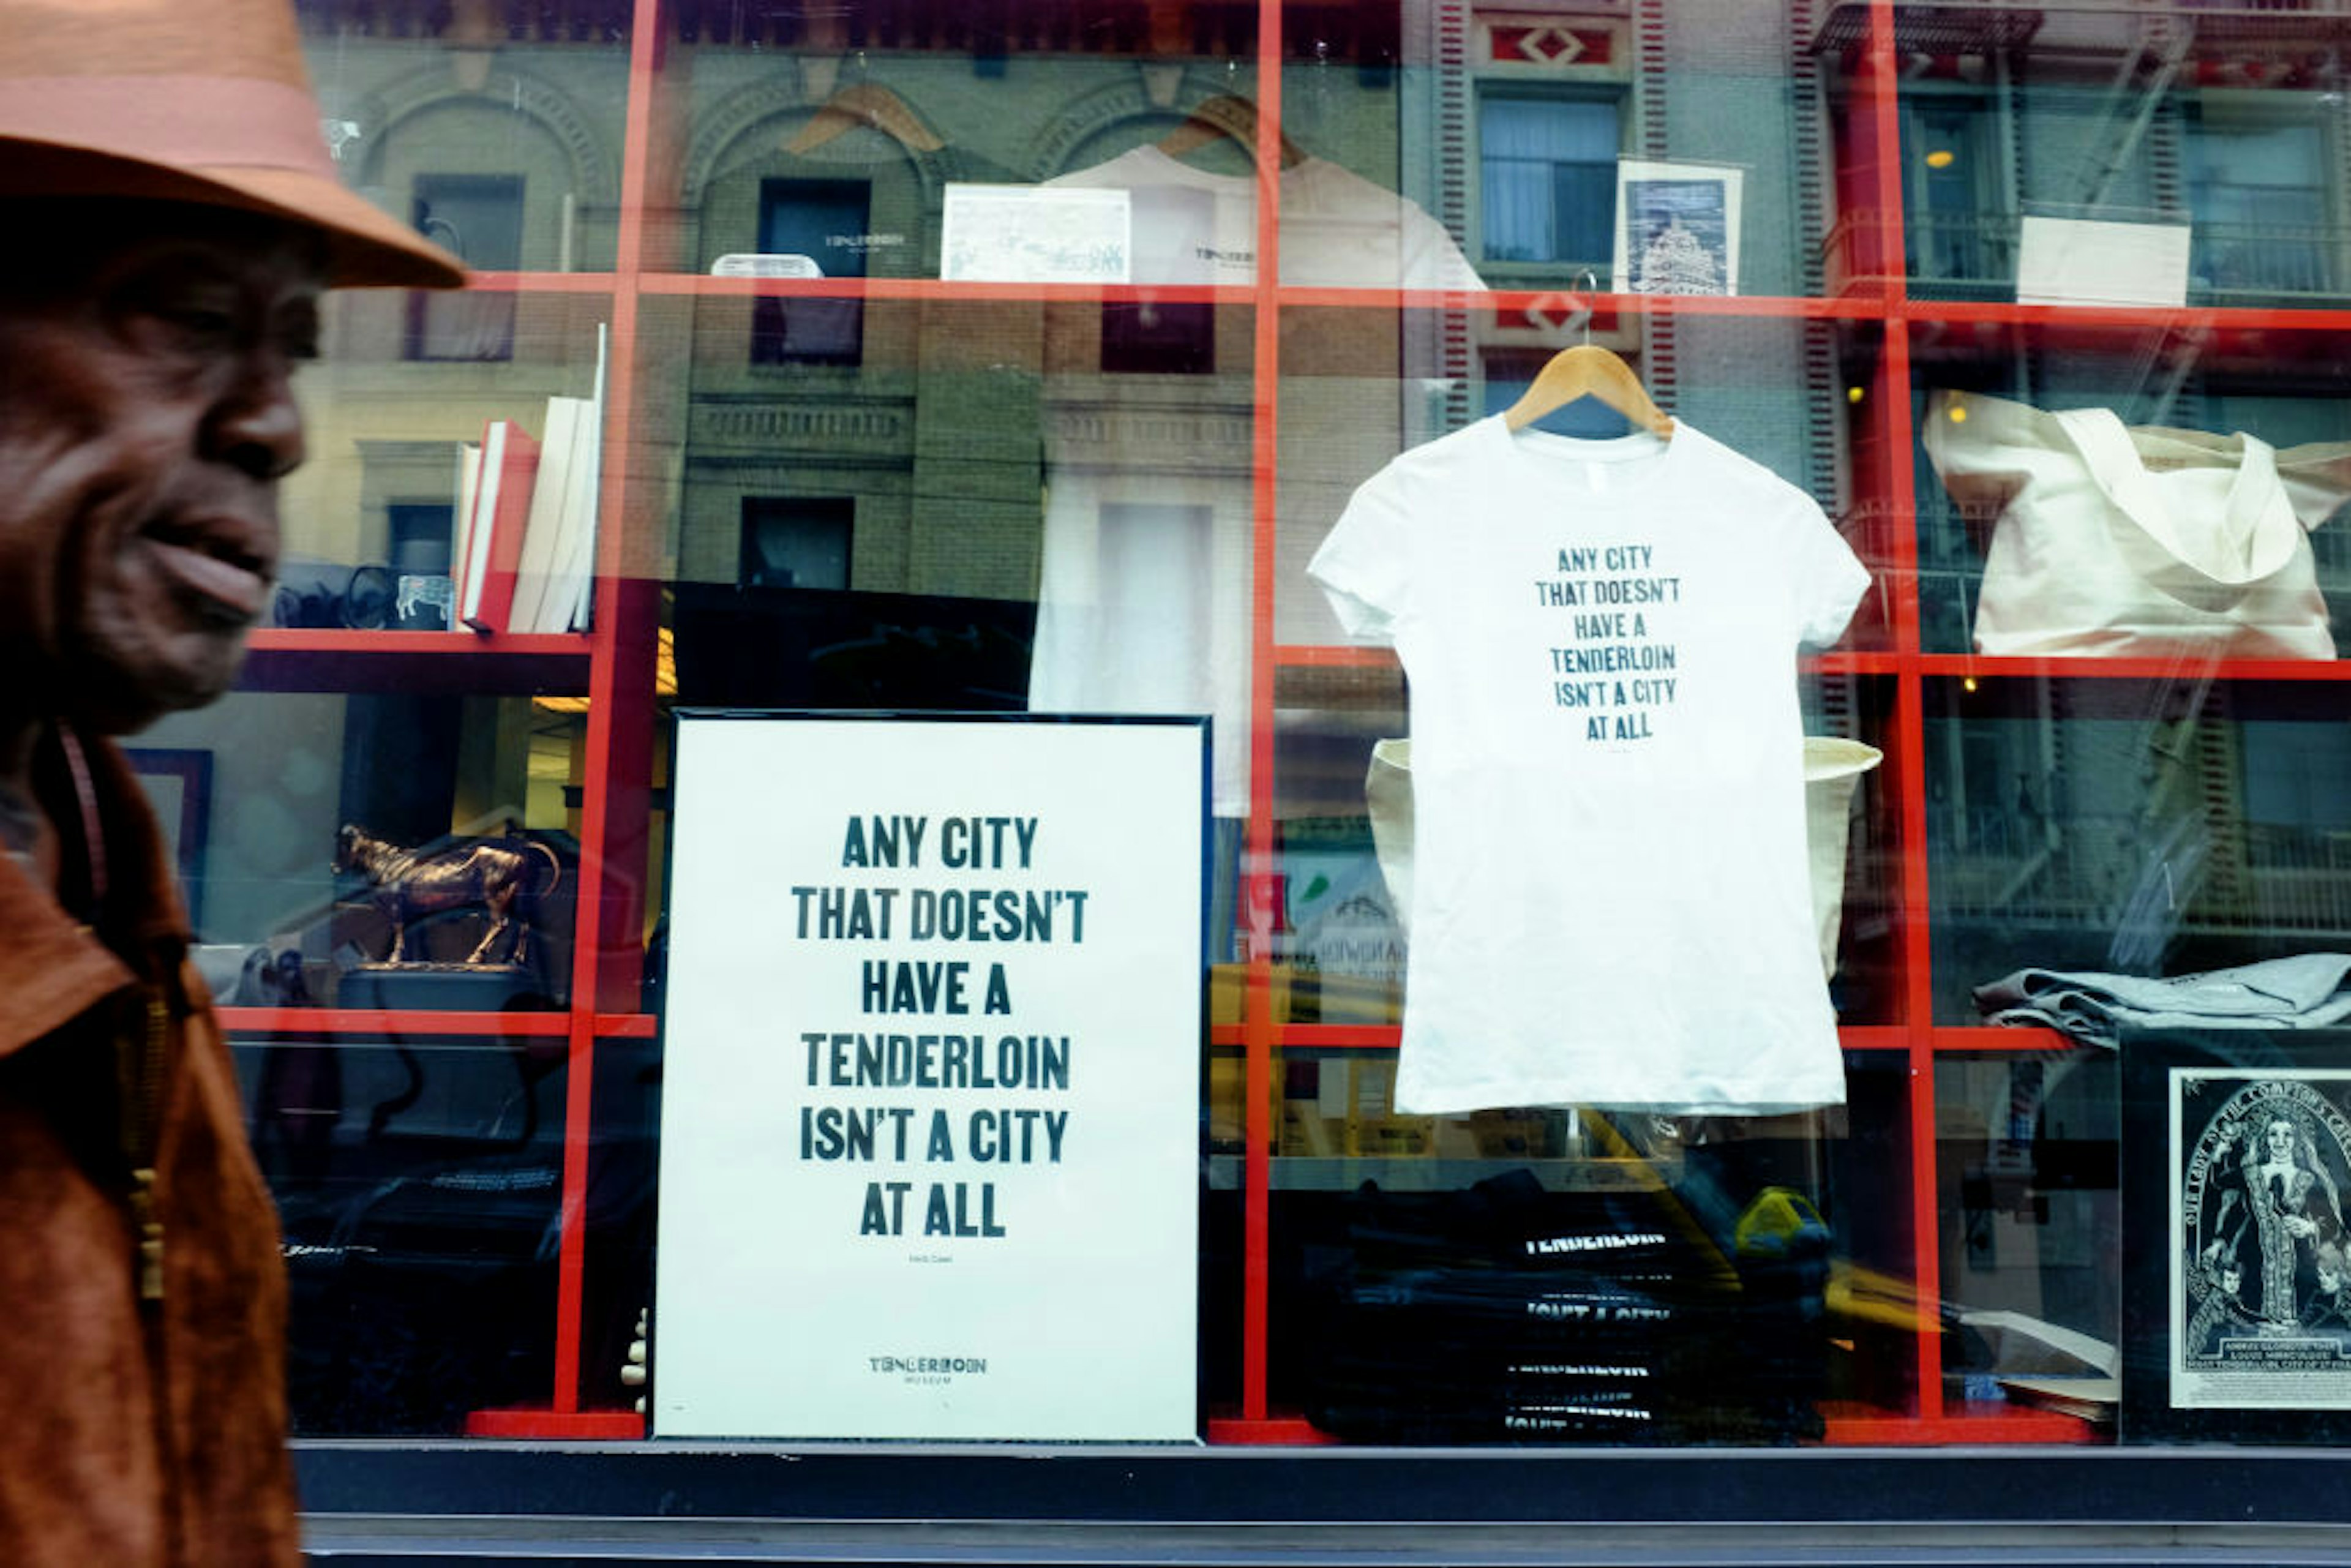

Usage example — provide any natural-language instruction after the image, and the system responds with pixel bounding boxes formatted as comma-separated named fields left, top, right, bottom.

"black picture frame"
left=2120, top=1025, right=2351, bottom=1444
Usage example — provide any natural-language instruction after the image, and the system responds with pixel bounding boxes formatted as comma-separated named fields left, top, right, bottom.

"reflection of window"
left=2186, top=108, right=2333, bottom=297
left=753, top=178, right=869, bottom=366
left=1477, top=94, right=1620, bottom=268
left=1902, top=96, right=2008, bottom=285
left=2241, top=721, right=2351, bottom=870
left=387, top=502, right=456, bottom=581
left=407, top=174, right=522, bottom=361
left=1101, top=301, right=1214, bottom=375
left=740, top=497, right=853, bottom=590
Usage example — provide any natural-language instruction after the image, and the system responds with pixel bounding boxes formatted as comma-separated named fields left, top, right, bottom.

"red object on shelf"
left=462, top=418, right=544, bottom=635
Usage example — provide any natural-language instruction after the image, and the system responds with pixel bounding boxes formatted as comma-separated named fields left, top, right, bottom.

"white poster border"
left=654, top=711, right=1207, bottom=1442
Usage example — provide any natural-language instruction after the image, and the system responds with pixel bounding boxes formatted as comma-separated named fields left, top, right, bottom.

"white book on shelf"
left=537, top=396, right=602, bottom=633
left=452, top=438, right=481, bottom=612
left=454, top=424, right=497, bottom=623
left=506, top=394, right=583, bottom=636
left=541, top=323, right=609, bottom=634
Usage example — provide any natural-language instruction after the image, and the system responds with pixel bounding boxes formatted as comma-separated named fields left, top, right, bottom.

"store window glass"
left=173, top=0, right=2351, bottom=1468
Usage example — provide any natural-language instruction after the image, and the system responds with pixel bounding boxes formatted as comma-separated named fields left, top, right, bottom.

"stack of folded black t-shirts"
left=1298, top=1167, right=1828, bottom=1444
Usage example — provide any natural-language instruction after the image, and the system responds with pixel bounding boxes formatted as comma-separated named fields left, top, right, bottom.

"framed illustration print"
left=2120, top=1026, right=2351, bottom=1444
left=1612, top=159, right=1742, bottom=296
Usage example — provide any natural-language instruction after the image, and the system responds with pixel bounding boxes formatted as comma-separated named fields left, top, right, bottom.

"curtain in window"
left=1480, top=99, right=1617, bottom=264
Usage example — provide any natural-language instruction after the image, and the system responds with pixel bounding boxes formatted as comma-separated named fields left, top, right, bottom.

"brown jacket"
left=0, top=730, right=301, bottom=1566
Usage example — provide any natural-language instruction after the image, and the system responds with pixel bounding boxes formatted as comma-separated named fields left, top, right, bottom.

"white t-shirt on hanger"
left=1308, top=416, right=1869, bottom=1116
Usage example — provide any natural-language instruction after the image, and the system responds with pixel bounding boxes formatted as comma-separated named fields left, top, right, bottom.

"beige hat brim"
left=0, top=141, right=467, bottom=290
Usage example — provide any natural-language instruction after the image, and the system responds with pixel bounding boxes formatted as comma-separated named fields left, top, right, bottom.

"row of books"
left=451, top=324, right=607, bottom=636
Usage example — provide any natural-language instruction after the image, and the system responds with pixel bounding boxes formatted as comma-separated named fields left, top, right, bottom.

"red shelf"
left=1897, top=296, right=2351, bottom=334
left=1819, top=1403, right=2102, bottom=1447
left=1273, top=643, right=1397, bottom=670
left=218, top=1006, right=660, bottom=1039
left=463, top=1408, right=647, bottom=1440
left=634, top=270, right=1904, bottom=321
left=238, top=629, right=592, bottom=695
left=639, top=271, right=1262, bottom=307
left=439, top=270, right=619, bottom=296
left=1914, top=653, right=2351, bottom=683
left=1212, top=1024, right=1952, bottom=1054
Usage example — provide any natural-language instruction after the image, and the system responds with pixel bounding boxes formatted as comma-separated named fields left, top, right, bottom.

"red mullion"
left=1899, top=298, right=2351, bottom=337
left=1921, top=653, right=2351, bottom=685
left=1232, top=0, right=1287, bottom=1433
left=1853, top=0, right=1948, bottom=1428
left=642, top=274, right=1258, bottom=309
left=1880, top=326, right=1944, bottom=1424
left=1846, top=0, right=1910, bottom=298
left=512, top=0, right=667, bottom=1438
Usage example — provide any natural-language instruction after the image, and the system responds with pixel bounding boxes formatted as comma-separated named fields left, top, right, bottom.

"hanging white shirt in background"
left=1043, top=144, right=1489, bottom=290
left=1028, top=146, right=1487, bottom=817
left=1308, top=418, right=1868, bottom=1115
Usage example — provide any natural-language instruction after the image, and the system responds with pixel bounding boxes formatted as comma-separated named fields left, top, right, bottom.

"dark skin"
left=0, top=201, right=324, bottom=883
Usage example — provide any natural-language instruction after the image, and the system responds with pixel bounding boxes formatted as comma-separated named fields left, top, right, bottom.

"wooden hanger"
left=785, top=82, right=946, bottom=156
left=1154, top=93, right=1307, bottom=169
left=1502, top=343, right=1674, bottom=439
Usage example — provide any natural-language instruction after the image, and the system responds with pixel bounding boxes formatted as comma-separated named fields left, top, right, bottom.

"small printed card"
left=941, top=184, right=1131, bottom=284
left=2017, top=216, right=2191, bottom=309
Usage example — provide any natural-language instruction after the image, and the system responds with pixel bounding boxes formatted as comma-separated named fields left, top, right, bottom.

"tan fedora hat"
left=0, top=0, right=466, bottom=289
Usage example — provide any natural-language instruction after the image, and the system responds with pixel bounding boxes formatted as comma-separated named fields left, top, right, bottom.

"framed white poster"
left=654, top=712, right=1205, bottom=1440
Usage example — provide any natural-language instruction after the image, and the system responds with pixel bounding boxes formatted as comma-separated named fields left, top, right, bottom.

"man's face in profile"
left=0, top=202, right=325, bottom=734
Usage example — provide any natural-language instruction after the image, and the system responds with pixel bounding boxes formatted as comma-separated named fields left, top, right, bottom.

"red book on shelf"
left=460, top=418, right=542, bottom=634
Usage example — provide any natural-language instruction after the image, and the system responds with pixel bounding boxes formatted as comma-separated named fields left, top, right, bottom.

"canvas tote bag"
left=1366, top=737, right=1880, bottom=980
left=1921, top=389, right=2351, bottom=659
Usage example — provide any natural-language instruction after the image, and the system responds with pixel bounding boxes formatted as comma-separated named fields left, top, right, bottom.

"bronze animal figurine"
left=333, top=825, right=563, bottom=967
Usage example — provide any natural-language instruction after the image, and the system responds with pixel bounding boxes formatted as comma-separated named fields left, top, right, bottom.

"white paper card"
left=942, top=184, right=1131, bottom=283
left=2017, top=216, right=2191, bottom=308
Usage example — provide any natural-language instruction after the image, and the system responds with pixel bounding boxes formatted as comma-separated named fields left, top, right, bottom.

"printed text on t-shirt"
left=1534, top=544, right=1682, bottom=744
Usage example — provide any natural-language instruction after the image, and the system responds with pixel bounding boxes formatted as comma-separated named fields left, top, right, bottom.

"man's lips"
left=143, top=518, right=275, bottom=625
